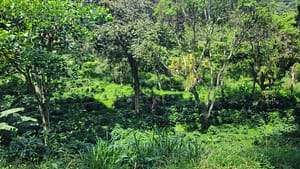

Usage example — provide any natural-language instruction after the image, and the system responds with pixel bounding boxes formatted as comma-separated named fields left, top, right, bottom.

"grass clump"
left=81, top=126, right=202, bottom=169
left=81, top=139, right=120, bottom=169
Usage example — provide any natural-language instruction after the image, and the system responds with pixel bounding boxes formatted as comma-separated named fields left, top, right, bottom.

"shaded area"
left=48, top=92, right=199, bottom=145
left=211, top=85, right=297, bottom=127
left=113, top=93, right=199, bottom=130
left=51, top=94, right=115, bottom=144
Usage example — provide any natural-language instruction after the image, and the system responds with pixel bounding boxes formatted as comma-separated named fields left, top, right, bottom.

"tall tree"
left=94, top=0, right=157, bottom=115
left=230, top=1, right=299, bottom=94
left=159, top=0, right=251, bottom=129
left=0, top=0, right=109, bottom=144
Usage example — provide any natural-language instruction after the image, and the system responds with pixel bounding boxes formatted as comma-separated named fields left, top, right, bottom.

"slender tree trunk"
left=202, top=49, right=214, bottom=129
left=202, top=36, right=237, bottom=129
left=190, top=85, right=202, bottom=113
left=32, top=81, right=50, bottom=145
left=250, top=66, right=257, bottom=97
left=290, top=65, right=296, bottom=95
left=156, top=71, right=162, bottom=91
left=205, top=70, right=224, bottom=128
left=10, top=62, right=51, bottom=145
left=190, top=85, right=209, bottom=129
left=29, top=67, right=51, bottom=145
left=37, top=99, right=50, bottom=145
left=127, top=55, right=140, bottom=114
left=202, top=113, right=210, bottom=130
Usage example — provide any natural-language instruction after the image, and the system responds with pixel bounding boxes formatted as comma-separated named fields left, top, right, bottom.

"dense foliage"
left=0, top=0, right=299, bottom=168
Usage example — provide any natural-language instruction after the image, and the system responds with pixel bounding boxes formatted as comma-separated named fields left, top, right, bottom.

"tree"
left=0, top=0, right=109, bottom=144
left=158, top=0, right=251, bottom=129
left=94, top=0, right=157, bottom=115
left=230, top=1, right=299, bottom=94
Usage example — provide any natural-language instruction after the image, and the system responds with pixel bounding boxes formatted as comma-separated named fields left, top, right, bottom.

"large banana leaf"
left=0, top=122, right=17, bottom=131
left=0, top=108, right=25, bottom=118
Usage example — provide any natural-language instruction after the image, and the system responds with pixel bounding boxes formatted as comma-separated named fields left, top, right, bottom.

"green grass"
left=102, top=123, right=299, bottom=169
left=81, top=139, right=120, bottom=169
left=195, top=123, right=300, bottom=169
left=76, top=125, right=203, bottom=169
left=152, top=88, right=193, bottom=99
left=94, top=83, right=133, bottom=108
left=62, top=79, right=133, bottom=108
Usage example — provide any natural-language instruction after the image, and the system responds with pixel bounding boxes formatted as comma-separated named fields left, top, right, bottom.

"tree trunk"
left=127, top=55, right=140, bottom=114
left=202, top=37, right=237, bottom=129
left=202, top=113, right=210, bottom=130
left=29, top=67, right=50, bottom=145
left=32, top=81, right=50, bottom=145
left=190, top=85, right=202, bottom=113
left=250, top=66, right=257, bottom=97
left=10, top=61, right=51, bottom=145
left=37, top=100, right=50, bottom=145
left=156, top=71, right=162, bottom=91
left=190, top=85, right=210, bottom=129
left=32, top=83, right=50, bottom=145
left=290, top=65, right=296, bottom=95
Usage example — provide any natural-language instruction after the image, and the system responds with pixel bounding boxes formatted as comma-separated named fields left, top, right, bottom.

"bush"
left=5, top=134, right=47, bottom=162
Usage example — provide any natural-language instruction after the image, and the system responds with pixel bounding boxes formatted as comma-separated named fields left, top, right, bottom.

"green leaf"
left=0, top=122, right=17, bottom=131
left=20, top=116, right=37, bottom=122
left=0, top=107, right=24, bottom=118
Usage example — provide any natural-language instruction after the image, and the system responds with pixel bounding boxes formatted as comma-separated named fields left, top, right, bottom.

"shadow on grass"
left=50, top=92, right=200, bottom=144
left=51, top=94, right=117, bottom=143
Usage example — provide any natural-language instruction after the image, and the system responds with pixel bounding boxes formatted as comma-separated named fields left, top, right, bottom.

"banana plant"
left=0, top=108, right=38, bottom=145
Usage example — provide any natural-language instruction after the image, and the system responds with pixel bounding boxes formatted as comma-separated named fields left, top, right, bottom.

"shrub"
left=5, top=134, right=47, bottom=162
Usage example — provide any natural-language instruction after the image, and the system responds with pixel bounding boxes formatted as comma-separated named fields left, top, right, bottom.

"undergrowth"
left=0, top=121, right=299, bottom=169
